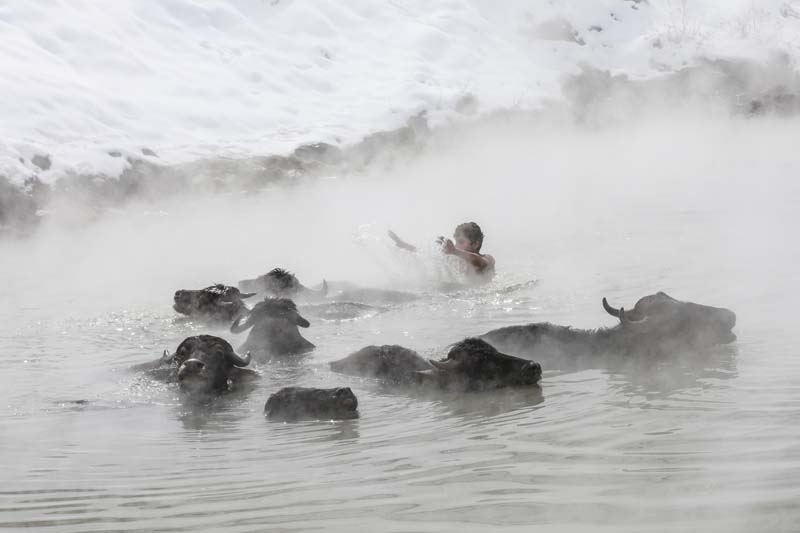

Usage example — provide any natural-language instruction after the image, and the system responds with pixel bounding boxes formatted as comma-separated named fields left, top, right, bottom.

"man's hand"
left=437, top=236, right=456, bottom=254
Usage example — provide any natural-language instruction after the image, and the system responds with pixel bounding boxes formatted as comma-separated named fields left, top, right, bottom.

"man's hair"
left=455, top=222, right=484, bottom=251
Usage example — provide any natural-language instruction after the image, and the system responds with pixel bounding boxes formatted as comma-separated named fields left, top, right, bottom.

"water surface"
left=2, top=116, right=799, bottom=532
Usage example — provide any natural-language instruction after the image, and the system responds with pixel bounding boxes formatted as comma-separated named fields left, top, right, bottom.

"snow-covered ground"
left=1, top=0, right=800, bottom=185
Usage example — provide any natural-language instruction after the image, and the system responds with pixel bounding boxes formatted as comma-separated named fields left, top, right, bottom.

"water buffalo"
left=330, top=338, right=541, bottom=391
left=481, top=292, right=737, bottom=367
left=301, top=301, right=387, bottom=321
left=423, top=338, right=542, bottom=391
left=238, top=268, right=327, bottom=300
left=230, top=298, right=315, bottom=360
left=328, top=287, right=418, bottom=305
left=240, top=269, right=417, bottom=306
left=173, top=284, right=255, bottom=323
left=135, top=335, right=253, bottom=395
left=264, top=387, right=359, bottom=421
left=329, top=344, right=432, bottom=384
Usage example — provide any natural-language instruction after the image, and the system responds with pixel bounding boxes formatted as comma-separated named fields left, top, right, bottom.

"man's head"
left=454, top=222, right=484, bottom=253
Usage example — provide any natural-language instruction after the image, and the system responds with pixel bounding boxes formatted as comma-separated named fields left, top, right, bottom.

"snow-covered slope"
left=1, top=0, right=800, bottom=184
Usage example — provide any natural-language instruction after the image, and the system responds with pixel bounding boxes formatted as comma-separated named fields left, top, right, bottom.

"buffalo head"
left=230, top=298, right=315, bottom=359
left=329, top=344, right=432, bottom=384
left=238, top=268, right=327, bottom=300
left=602, top=291, right=737, bottom=350
left=264, top=386, right=359, bottom=421
left=163, top=335, right=251, bottom=395
left=427, top=338, right=542, bottom=391
left=173, top=284, right=255, bottom=323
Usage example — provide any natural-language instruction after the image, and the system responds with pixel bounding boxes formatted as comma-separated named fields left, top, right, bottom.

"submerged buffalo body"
left=329, top=344, right=432, bottom=384
left=301, top=301, right=386, bottom=321
left=328, top=287, right=418, bottom=305
left=330, top=338, right=541, bottom=391
left=238, top=268, right=416, bottom=306
left=238, top=268, right=327, bottom=300
left=173, top=284, right=255, bottom=323
left=482, top=292, right=737, bottom=365
left=230, top=298, right=315, bottom=360
left=264, top=387, right=358, bottom=421
left=137, top=335, right=253, bottom=395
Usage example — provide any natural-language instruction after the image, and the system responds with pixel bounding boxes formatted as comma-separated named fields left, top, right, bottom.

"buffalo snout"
left=177, top=358, right=207, bottom=381
left=516, top=360, right=542, bottom=385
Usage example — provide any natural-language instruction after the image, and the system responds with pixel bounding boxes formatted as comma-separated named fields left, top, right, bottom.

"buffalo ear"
left=161, top=349, right=173, bottom=363
left=226, top=349, right=251, bottom=367
left=294, top=313, right=311, bottom=328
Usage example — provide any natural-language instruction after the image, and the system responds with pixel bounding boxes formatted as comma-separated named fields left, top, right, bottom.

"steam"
left=2, top=6, right=799, bottom=530
left=1, top=59, right=798, bottom=332
left=1, top=71, right=797, bottom=533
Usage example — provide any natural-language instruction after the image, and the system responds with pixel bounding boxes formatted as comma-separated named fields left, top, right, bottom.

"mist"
left=3, top=105, right=797, bottom=331
left=3, top=69, right=799, bottom=533
left=5, top=2, right=800, bottom=529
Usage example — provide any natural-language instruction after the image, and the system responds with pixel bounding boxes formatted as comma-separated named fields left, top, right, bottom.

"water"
left=2, top=115, right=800, bottom=532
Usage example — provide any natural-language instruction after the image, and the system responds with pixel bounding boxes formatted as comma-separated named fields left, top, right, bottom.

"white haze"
left=3, top=2, right=800, bottom=530
left=2, top=109, right=797, bottom=331
left=2, top=109, right=799, bottom=532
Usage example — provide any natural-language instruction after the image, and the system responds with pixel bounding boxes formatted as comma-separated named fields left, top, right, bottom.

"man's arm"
left=440, top=239, right=495, bottom=273
left=388, top=230, right=417, bottom=252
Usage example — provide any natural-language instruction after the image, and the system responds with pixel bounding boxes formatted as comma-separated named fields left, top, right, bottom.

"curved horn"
left=226, top=349, right=251, bottom=367
left=602, top=297, right=621, bottom=318
left=302, top=279, right=328, bottom=297
left=240, top=292, right=257, bottom=299
left=230, top=315, right=253, bottom=334
left=620, top=307, right=647, bottom=325
left=429, top=358, right=460, bottom=371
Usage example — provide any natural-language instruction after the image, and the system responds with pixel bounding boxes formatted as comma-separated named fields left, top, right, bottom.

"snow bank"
left=1, top=0, right=799, bottom=185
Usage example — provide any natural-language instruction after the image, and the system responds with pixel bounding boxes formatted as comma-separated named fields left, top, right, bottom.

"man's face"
left=454, top=231, right=480, bottom=253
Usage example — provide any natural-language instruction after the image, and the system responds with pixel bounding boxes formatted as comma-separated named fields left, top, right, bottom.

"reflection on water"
left=268, top=418, right=361, bottom=444
left=372, top=381, right=545, bottom=420
left=2, top=117, right=800, bottom=532
left=173, top=388, right=259, bottom=432
left=605, top=344, right=739, bottom=400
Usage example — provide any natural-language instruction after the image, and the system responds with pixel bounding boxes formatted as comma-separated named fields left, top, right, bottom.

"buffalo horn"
left=226, top=350, right=251, bottom=367
left=620, top=307, right=646, bottom=325
left=304, top=279, right=328, bottom=297
left=429, top=358, right=459, bottom=371
left=602, top=297, right=621, bottom=318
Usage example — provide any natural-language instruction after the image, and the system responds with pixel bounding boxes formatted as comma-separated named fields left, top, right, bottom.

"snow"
left=1, top=0, right=799, bottom=185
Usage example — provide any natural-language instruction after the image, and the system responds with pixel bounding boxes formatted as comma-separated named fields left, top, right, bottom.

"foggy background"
left=3, top=103, right=797, bottom=322
left=2, top=4, right=800, bottom=530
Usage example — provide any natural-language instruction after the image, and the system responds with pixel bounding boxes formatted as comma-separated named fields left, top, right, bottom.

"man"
left=388, top=222, right=495, bottom=282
